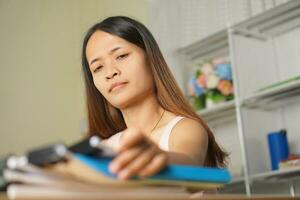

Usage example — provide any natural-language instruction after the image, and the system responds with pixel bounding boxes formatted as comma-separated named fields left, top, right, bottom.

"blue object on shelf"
left=267, top=129, right=289, bottom=170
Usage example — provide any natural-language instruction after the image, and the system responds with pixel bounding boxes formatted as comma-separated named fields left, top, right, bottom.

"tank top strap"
left=159, top=116, right=184, bottom=151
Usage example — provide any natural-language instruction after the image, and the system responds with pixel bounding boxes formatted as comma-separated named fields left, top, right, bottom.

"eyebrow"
left=89, top=46, right=122, bottom=66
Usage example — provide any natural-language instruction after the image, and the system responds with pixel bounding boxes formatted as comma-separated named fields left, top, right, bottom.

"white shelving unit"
left=177, top=0, right=300, bottom=196
left=250, top=168, right=300, bottom=184
left=197, top=100, right=235, bottom=123
left=242, top=78, right=300, bottom=109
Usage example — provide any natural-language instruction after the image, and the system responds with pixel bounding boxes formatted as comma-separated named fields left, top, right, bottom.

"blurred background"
left=0, top=0, right=148, bottom=154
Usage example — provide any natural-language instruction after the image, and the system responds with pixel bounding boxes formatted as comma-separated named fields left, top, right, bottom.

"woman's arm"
left=107, top=119, right=208, bottom=180
left=167, top=118, right=208, bottom=165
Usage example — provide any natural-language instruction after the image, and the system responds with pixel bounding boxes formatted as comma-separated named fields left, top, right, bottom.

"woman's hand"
left=108, top=128, right=168, bottom=180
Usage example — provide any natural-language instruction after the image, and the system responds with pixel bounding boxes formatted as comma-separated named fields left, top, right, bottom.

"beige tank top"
left=105, top=116, right=185, bottom=151
left=158, top=116, right=184, bottom=151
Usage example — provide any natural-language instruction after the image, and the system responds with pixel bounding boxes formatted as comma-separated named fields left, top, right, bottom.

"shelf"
left=197, top=100, right=236, bottom=122
left=178, top=1, right=300, bottom=60
left=250, top=167, right=300, bottom=184
left=220, top=176, right=246, bottom=194
left=175, top=1, right=300, bottom=196
left=229, top=176, right=245, bottom=185
left=177, top=29, right=228, bottom=61
left=233, top=0, right=300, bottom=38
left=241, top=78, right=300, bottom=109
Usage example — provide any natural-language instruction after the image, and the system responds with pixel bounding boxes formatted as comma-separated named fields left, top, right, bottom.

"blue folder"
left=74, top=153, right=231, bottom=184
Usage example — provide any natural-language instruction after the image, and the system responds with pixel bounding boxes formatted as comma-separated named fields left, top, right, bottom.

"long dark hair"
left=82, top=16, right=228, bottom=167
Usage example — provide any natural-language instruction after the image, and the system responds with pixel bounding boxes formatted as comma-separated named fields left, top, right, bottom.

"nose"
left=105, top=67, right=120, bottom=80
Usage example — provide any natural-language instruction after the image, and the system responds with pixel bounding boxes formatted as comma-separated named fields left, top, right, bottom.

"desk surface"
left=0, top=193, right=7, bottom=200
left=1, top=192, right=299, bottom=200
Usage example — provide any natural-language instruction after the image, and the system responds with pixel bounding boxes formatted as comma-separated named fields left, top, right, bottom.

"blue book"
left=73, top=153, right=231, bottom=189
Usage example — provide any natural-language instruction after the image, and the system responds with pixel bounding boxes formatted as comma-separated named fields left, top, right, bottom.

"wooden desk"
left=0, top=193, right=7, bottom=200
left=191, top=194, right=299, bottom=200
left=1, top=192, right=298, bottom=200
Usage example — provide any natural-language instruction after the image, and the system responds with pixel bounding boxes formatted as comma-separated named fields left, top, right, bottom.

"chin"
left=107, top=88, right=153, bottom=110
left=109, top=95, right=134, bottom=110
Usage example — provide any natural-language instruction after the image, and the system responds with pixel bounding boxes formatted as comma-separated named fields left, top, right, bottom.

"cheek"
left=128, top=69, right=154, bottom=95
left=143, top=75, right=155, bottom=91
left=128, top=57, right=152, bottom=82
left=92, top=76, right=107, bottom=95
left=136, top=64, right=153, bottom=88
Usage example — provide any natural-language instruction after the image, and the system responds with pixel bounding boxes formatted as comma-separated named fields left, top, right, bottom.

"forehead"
left=86, top=31, right=131, bottom=58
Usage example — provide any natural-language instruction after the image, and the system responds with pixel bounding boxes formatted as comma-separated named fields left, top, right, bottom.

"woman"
left=82, top=16, right=227, bottom=180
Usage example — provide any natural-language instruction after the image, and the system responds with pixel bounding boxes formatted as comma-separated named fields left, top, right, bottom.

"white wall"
left=0, top=0, right=149, bottom=156
left=148, top=0, right=291, bottom=90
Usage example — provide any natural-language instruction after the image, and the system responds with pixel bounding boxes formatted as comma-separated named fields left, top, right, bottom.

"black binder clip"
left=69, top=136, right=116, bottom=158
left=11, top=136, right=115, bottom=167
left=26, top=143, right=68, bottom=166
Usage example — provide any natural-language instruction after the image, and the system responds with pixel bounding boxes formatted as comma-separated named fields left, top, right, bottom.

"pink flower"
left=218, top=80, right=233, bottom=96
left=212, top=58, right=225, bottom=67
left=201, top=63, right=213, bottom=75
left=197, top=74, right=206, bottom=88
left=188, top=83, right=195, bottom=97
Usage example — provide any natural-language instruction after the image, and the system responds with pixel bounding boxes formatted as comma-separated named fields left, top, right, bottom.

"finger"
left=119, top=128, right=148, bottom=152
left=118, top=145, right=158, bottom=180
left=138, top=153, right=168, bottom=177
left=109, top=146, right=143, bottom=174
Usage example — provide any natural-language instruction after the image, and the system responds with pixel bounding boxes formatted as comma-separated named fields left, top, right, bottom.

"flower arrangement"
left=188, top=57, right=234, bottom=111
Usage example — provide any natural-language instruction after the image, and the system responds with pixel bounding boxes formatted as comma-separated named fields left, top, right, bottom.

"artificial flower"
left=197, top=74, right=206, bottom=88
left=218, top=80, right=233, bottom=96
left=206, top=90, right=225, bottom=108
left=188, top=82, right=195, bottom=97
left=201, top=63, right=214, bottom=75
left=189, top=77, right=204, bottom=97
left=188, top=58, right=234, bottom=111
left=212, top=57, right=224, bottom=67
left=216, top=63, right=232, bottom=80
left=206, top=73, right=220, bottom=89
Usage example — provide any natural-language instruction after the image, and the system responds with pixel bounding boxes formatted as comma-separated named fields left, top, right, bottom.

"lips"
left=109, top=82, right=128, bottom=93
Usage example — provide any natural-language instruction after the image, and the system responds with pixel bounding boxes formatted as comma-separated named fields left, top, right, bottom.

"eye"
left=93, top=65, right=103, bottom=73
left=116, top=53, right=129, bottom=60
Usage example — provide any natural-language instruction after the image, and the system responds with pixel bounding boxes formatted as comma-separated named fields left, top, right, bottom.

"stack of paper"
left=2, top=138, right=231, bottom=200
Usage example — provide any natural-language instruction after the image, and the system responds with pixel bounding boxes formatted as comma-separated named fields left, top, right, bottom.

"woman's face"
left=86, top=30, right=155, bottom=109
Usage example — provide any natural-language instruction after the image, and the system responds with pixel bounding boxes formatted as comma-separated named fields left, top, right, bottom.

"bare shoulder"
left=168, top=117, right=208, bottom=163
left=172, top=117, right=207, bottom=138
